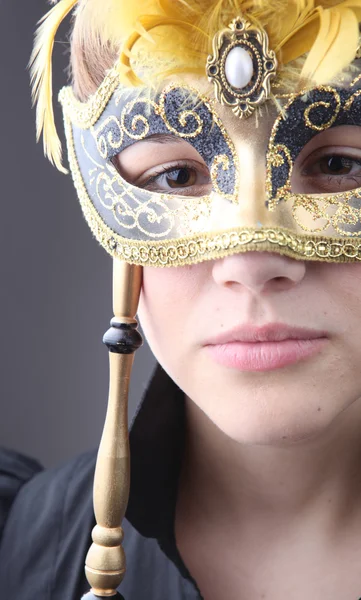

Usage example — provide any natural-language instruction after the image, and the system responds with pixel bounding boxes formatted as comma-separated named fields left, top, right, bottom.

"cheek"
left=300, top=263, right=361, bottom=373
left=321, top=263, right=361, bottom=331
left=137, top=264, right=207, bottom=364
left=297, top=262, right=361, bottom=404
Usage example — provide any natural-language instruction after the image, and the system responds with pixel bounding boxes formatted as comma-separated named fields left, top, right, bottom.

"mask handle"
left=83, top=260, right=143, bottom=599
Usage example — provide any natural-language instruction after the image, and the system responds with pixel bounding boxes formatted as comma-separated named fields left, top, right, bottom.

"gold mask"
left=59, top=15, right=361, bottom=267
left=59, top=70, right=361, bottom=266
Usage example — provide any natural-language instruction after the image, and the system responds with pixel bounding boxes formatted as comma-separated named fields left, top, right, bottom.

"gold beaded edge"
left=59, top=68, right=121, bottom=129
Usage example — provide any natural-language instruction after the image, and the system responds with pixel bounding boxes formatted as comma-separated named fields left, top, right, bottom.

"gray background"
left=0, top=1, right=155, bottom=467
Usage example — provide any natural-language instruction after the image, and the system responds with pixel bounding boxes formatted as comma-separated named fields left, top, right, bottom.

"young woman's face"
left=115, top=87, right=361, bottom=446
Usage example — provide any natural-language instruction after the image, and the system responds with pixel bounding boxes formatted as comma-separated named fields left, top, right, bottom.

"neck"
left=178, top=395, right=361, bottom=530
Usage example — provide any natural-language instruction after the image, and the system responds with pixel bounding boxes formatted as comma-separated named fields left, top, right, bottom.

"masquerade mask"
left=60, top=65, right=361, bottom=266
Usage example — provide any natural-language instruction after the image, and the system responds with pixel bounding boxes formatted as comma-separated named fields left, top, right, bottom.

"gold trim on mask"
left=62, top=80, right=240, bottom=243
left=59, top=68, right=121, bottom=129
left=266, top=82, right=361, bottom=239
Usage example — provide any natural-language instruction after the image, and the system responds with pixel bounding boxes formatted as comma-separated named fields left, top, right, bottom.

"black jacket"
left=0, top=365, right=203, bottom=600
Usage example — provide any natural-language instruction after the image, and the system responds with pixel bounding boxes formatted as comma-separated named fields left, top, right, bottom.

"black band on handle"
left=103, top=320, right=143, bottom=354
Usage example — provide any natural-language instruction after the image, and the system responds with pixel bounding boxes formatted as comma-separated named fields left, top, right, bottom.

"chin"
left=187, top=374, right=353, bottom=447
left=158, top=345, right=361, bottom=447
left=210, top=410, right=332, bottom=447
left=218, top=416, right=332, bottom=447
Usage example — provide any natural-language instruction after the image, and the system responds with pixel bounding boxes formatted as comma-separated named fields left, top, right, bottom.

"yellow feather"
left=333, top=0, right=361, bottom=18
left=30, top=0, right=78, bottom=174
left=301, top=6, right=360, bottom=83
left=118, top=13, right=209, bottom=85
left=275, top=1, right=315, bottom=43
left=278, top=15, right=320, bottom=65
left=33, top=0, right=361, bottom=172
left=157, top=0, right=198, bottom=17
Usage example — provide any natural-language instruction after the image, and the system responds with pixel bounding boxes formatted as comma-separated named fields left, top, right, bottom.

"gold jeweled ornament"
left=206, top=16, right=277, bottom=118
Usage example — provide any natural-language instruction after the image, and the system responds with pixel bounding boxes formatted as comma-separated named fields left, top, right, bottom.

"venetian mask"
left=59, top=16, right=361, bottom=266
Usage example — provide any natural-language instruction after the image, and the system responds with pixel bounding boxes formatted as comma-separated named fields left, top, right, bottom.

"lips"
left=204, top=324, right=328, bottom=372
left=204, top=323, right=328, bottom=345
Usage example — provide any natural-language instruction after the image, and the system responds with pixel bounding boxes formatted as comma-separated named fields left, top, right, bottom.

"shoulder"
left=0, top=446, right=43, bottom=537
left=0, top=448, right=97, bottom=599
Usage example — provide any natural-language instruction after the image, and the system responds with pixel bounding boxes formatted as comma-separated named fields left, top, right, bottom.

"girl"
left=2, top=1, right=361, bottom=598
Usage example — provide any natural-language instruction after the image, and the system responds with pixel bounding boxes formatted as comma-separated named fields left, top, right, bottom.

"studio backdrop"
left=0, top=0, right=155, bottom=468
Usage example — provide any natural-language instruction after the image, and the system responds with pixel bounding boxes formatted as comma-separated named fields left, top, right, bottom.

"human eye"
left=291, top=126, right=361, bottom=195
left=112, top=136, right=212, bottom=197
left=133, top=159, right=212, bottom=196
left=299, top=148, right=361, bottom=193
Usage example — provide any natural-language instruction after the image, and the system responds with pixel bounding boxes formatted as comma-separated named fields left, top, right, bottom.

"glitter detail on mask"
left=61, top=80, right=238, bottom=241
left=267, top=76, right=361, bottom=237
left=61, top=65, right=361, bottom=266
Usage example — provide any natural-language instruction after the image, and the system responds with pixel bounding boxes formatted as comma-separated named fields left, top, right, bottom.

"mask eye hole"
left=112, top=134, right=212, bottom=197
left=291, top=125, right=361, bottom=195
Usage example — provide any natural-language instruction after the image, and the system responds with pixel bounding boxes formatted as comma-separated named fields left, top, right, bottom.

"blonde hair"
left=31, top=0, right=361, bottom=172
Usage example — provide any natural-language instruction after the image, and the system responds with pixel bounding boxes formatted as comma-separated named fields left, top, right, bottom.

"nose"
left=212, top=252, right=306, bottom=294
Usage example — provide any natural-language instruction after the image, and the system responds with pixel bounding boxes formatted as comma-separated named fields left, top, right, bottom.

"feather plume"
left=111, top=0, right=361, bottom=88
left=118, top=14, right=209, bottom=85
left=32, top=0, right=361, bottom=172
left=278, top=2, right=361, bottom=84
left=300, top=6, right=359, bottom=84
left=30, top=0, right=79, bottom=173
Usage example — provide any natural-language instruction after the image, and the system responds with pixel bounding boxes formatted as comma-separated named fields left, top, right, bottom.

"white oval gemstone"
left=225, top=46, right=253, bottom=89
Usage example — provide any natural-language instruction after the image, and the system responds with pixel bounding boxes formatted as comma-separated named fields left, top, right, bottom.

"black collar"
left=127, top=364, right=195, bottom=581
left=127, top=364, right=185, bottom=539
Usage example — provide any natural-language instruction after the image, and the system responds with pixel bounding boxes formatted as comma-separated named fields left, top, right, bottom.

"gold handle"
left=84, top=261, right=142, bottom=597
